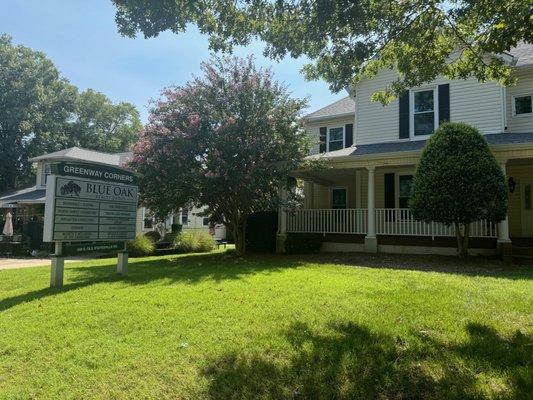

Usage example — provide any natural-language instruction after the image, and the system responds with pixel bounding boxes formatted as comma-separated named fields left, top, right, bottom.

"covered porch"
left=277, top=133, right=533, bottom=257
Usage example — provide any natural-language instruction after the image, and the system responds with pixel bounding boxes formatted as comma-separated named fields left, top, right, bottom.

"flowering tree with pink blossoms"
left=130, top=56, right=309, bottom=254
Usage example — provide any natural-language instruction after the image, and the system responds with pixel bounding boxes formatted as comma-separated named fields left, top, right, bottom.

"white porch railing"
left=285, top=208, right=497, bottom=238
left=286, top=208, right=367, bottom=234
left=375, top=209, right=497, bottom=238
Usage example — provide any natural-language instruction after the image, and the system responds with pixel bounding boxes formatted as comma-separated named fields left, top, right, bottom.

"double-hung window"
left=142, top=208, right=154, bottom=230
left=181, top=209, right=189, bottom=226
left=411, top=88, right=438, bottom=137
left=327, top=127, right=344, bottom=151
left=331, top=188, right=347, bottom=209
left=513, top=95, right=532, bottom=116
left=398, top=175, right=413, bottom=208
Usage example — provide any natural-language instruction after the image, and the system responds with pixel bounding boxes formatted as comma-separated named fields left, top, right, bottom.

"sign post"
left=43, top=162, right=139, bottom=287
left=50, top=242, right=64, bottom=287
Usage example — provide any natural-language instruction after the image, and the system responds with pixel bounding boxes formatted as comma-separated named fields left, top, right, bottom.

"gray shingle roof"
left=304, top=96, right=355, bottom=121
left=509, top=42, right=533, bottom=67
left=0, top=186, right=46, bottom=206
left=309, top=132, right=533, bottom=159
left=29, top=147, right=133, bottom=167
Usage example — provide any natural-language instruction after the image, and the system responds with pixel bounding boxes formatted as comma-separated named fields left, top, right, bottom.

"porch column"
left=306, top=181, right=314, bottom=209
left=276, top=183, right=288, bottom=253
left=365, top=166, right=378, bottom=252
left=498, top=160, right=512, bottom=262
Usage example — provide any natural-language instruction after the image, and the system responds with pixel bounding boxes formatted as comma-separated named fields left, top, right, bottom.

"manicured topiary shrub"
left=175, top=231, right=215, bottom=253
left=127, top=235, right=156, bottom=257
left=246, top=211, right=278, bottom=253
left=410, top=122, right=507, bottom=257
left=284, top=233, right=322, bottom=254
left=143, top=230, right=161, bottom=243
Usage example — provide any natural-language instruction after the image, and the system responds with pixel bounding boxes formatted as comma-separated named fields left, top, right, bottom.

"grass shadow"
left=0, top=252, right=304, bottom=312
left=203, top=321, right=532, bottom=399
left=286, top=252, right=533, bottom=280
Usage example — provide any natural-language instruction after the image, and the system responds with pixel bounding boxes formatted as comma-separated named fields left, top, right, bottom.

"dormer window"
left=411, top=88, right=438, bottom=137
left=327, top=126, right=345, bottom=151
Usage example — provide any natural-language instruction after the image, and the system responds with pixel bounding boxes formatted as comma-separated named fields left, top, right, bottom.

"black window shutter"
left=319, top=127, right=327, bottom=153
left=384, top=173, right=395, bottom=208
left=399, top=91, right=410, bottom=139
left=438, top=84, right=450, bottom=124
left=345, top=123, right=353, bottom=147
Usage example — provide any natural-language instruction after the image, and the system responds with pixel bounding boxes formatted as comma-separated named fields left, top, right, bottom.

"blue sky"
left=2, top=0, right=345, bottom=122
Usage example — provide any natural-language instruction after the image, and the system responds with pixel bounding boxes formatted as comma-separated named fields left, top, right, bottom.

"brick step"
left=512, top=246, right=533, bottom=257
left=512, top=255, right=533, bottom=265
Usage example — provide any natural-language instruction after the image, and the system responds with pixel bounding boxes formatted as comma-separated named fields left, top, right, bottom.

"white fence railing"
left=285, top=208, right=498, bottom=238
left=375, top=209, right=497, bottom=238
left=286, top=208, right=367, bottom=234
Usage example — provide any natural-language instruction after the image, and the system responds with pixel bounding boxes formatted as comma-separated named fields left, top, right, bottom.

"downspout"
left=501, top=85, right=507, bottom=132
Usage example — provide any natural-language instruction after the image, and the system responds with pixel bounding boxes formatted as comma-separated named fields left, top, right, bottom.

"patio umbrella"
left=2, top=212, right=13, bottom=237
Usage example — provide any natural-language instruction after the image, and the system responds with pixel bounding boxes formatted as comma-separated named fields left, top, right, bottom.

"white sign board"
left=43, top=163, right=139, bottom=242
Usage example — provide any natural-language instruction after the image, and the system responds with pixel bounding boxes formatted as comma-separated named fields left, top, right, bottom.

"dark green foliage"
left=111, top=1, right=531, bottom=102
left=245, top=211, right=278, bottom=253
left=171, top=224, right=183, bottom=233
left=284, top=233, right=322, bottom=254
left=127, top=235, right=156, bottom=257
left=0, top=35, right=141, bottom=192
left=22, top=221, right=44, bottom=250
left=410, top=123, right=507, bottom=256
left=143, top=230, right=161, bottom=243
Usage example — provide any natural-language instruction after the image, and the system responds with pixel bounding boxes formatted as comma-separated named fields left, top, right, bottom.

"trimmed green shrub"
left=127, top=235, right=156, bottom=257
left=410, top=122, right=507, bottom=257
left=175, top=230, right=215, bottom=253
left=246, top=211, right=278, bottom=253
left=284, top=233, right=322, bottom=254
left=143, top=230, right=161, bottom=243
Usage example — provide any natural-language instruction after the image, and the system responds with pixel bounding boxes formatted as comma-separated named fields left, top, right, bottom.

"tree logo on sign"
left=60, top=181, right=82, bottom=197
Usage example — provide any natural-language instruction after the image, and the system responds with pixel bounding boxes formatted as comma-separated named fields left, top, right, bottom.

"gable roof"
left=29, top=147, right=133, bottom=167
left=509, top=42, right=533, bottom=67
left=304, top=96, right=355, bottom=122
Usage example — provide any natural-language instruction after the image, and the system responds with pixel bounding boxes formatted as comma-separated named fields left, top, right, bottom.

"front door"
left=522, top=180, right=533, bottom=236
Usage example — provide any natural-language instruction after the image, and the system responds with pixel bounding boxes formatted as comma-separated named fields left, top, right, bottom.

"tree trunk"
left=230, top=215, right=248, bottom=255
left=454, top=222, right=470, bottom=258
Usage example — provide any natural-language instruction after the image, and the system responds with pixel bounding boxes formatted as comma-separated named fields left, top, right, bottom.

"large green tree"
left=112, top=1, right=531, bottom=103
left=409, top=123, right=507, bottom=257
left=130, top=55, right=309, bottom=254
left=0, top=35, right=141, bottom=192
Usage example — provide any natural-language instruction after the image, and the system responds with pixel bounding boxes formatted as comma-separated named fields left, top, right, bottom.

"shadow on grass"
left=203, top=321, right=532, bottom=399
left=285, top=252, right=533, bottom=280
left=0, top=252, right=304, bottom=312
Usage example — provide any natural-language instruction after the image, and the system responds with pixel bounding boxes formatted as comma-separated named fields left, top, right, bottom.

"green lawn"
left=0, top=251, right=531, bottom=399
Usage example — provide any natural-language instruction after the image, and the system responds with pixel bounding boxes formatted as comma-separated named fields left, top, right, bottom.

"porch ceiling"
left=293, top=168, right=357, bottom=186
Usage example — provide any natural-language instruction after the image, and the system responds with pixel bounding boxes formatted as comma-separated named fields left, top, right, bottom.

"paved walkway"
left=0, top=258, right=84, bottom=270
left=0, top=258, right=51, bottom=270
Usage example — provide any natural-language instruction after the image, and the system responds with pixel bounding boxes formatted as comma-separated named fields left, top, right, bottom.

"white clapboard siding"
left=506, top=69, right=533, bottom=133
left=355, top=70, right=504, bottom=145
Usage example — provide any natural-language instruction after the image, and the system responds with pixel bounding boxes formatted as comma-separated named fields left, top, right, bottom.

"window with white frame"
left=513, top=95, right=532, bottom=116
left=398, top=175, right=413, bottom=208
left=41, top=163, right=51, bottom=186
left=327, top=127, right=344, bottom=151
left=411, top=88, right=437, bottom=137
left=142, top=208, right=154, bottom=230
left=181, top=209, right=189, bottom=226
left=202, top=217, right=210, bottom=226
left=331, top=188, right=347, bottom=209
